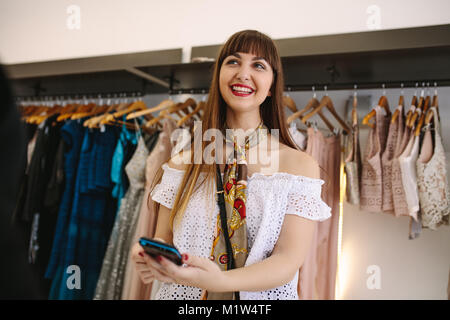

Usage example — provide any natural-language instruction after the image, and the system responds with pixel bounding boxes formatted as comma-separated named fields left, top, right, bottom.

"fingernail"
left=157, top=255, right=163, bottom=262
left=139, top=252, right=144, bottom=257
left=182, top=254, right=189, bottom=261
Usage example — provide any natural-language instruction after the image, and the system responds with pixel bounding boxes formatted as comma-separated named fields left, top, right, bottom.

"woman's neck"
left=225, top=108, right=261, bottom=132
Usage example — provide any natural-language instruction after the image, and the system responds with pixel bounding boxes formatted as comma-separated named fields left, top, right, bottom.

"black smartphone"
left=139, top=237, right=183, bottom=266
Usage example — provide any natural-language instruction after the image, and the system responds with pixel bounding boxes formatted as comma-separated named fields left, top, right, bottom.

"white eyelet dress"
left=150, top=163, right=332, bottom=300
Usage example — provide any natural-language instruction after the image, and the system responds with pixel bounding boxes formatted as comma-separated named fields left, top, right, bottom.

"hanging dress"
left=121, top=118, right=177, bottom=300
left=391, top=107, right=412, bottom=217
left=360, top=106, right=389, bottom=212
left=95, top=133, right=152, bottom=299
left=416, top=107, right=450, bottom=229
left=398, top=125, right=421, bottom=222
left=298, top=127, right=340, bottom=300
left=344, top=121, right=362, bottom=205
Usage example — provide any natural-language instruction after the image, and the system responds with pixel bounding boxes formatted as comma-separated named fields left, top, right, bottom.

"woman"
left=130, top=30, right=331, bottom=300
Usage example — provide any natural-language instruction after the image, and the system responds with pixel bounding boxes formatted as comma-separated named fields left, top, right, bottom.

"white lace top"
left=150, top=163, right=332, bottom=300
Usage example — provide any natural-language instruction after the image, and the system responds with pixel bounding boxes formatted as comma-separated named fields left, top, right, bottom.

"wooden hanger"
left=24, top=103, right=63, bottom=124
left=144, top=101, right=184, bottom=128
left=404, top=95, right=418, bottom=127
left=362, top=95, right=391, bottom=128
left=177, top=100, right=205, bottom=126
left=287, top=96, right=334, bottom=132
left=23, top=105, right=48, bottom=123
left=283, top=95, right=298, bottom=113
left=84, top=102, right=128, bottom=128
left=414, top=95, right=431, bottom=136
left=34, top=104, right=65, bottom=124
left=100, top=100, right=147, bottom=125
left=302, top=95, right=350, bottom=134
left=56, top=103, right=83, bottom=122
left=72, top=104, right=109, bottom=120
left=286, top=95, right=318, bottom=124
left=391, top=94, right=404, bottom=124
left=424, top=95, right=438, bottom=126
left=86, top=102, right=129, bottom=128
left=69, top=102, right=97, bottom=120
left=126, top=99, right=177, bottom=120
left=407, top=92, right=425, bottom=128
left=144, top=98, right=195, bottom=128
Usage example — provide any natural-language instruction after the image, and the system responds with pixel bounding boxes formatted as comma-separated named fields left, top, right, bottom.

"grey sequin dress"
left=94, top=132, right=158, bottom=300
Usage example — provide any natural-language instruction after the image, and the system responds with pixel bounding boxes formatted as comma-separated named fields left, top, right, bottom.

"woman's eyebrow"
left=231, top=52, right=267, bottom=62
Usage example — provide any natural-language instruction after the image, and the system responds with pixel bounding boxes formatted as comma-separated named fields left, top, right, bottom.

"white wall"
left=1, top=0, right=450, bottom=64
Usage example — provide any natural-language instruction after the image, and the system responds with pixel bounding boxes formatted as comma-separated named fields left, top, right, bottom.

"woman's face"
left=219, top=51, right=274, bottom=113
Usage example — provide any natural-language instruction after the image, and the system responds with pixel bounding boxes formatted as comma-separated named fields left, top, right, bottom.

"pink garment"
left=121, top=118, right=177, bottom=300
left=360, top=106, right=390, bottom=212
left=298, top=127, right=341, bottom=300
left=381, top=106, right=402, bottom=212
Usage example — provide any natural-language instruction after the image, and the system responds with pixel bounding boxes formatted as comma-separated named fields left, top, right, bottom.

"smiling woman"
left=130, top=29, right=331, bottom=300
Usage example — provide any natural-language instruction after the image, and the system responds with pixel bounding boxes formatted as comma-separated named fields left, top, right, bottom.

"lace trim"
left=159, top=162, right=325, bottom=184
left=151, top=163, right=330, bottom=221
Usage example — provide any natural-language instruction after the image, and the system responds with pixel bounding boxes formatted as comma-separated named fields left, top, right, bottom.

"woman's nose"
left=235, top=64, right=251, bottom=81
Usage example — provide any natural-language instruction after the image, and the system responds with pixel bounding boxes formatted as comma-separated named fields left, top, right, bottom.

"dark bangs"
left=218, top=30, right=279, bottom=74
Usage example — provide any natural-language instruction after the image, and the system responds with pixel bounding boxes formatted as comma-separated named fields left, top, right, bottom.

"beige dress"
left=344, top=122, right=361, bottom=205
left=381, top=106, right=402, bottom=212
left=360, top=106, right=390, bottom=212
left=298, top=127, right=341, bottom=300
left=391, top=107, right=412, bottom=217
left=121, top=118, right=177, bottom=300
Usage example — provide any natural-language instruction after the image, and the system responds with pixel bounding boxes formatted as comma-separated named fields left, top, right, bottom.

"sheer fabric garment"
left=121, top=118, right=177, bottom=300
left=94, top=132, right=158, bottom=300
left=416, top=107, right=450, bottom=229
left=344, top=122, right=362, bottom=205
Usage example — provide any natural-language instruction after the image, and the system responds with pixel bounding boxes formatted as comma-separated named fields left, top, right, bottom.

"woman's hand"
left=130, top=242, right=157, bottom=284
left=131, top=241, right=227, bottom=291
left=154, top=253, right=227, bottom=292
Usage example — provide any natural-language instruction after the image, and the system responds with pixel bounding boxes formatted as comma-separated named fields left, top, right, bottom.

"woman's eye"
left=227, top=59, right=238, bottom=65
left=255, top=63, right=265, bottom=70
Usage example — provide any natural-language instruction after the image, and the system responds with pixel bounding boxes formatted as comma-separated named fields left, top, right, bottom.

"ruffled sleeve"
left=150, top=163, right=185, bottom=209
left=285, top=177, right=332, bottom=221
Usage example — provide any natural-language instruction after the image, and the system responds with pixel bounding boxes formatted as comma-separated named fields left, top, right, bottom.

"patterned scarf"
left=203, top=121, right=268, bottom=300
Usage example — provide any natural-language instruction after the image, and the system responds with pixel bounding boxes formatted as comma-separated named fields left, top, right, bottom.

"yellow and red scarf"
left=203, top=122, right=267, bottom=300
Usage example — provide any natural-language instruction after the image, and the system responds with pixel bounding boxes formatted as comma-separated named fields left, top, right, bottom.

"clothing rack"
left=14, top=79, right=450, bottom=102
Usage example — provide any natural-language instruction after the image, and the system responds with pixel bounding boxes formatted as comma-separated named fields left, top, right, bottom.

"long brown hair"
left=150, top=30, right=298, bottom=230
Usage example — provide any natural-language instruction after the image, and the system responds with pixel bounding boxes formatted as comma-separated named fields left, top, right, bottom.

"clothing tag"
left=38, top=120, right=46, bottom=129
left=100, top=124, right=106, bottom=133
left=77, top=119, right=81, bottom=124
left=45, top=126, right=49, bottom=135
left=375, top=105, right=387, bottom=116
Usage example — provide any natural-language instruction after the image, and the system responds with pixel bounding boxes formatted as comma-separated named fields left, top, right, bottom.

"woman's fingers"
left=142, top=254, right=176, bottom=283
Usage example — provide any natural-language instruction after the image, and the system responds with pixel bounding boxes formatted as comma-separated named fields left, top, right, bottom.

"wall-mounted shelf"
left=6, top=24, right=450, bottom=97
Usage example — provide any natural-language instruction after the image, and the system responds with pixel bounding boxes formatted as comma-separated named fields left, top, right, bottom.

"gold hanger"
left=302, top=90, right=350, bottom=134
left=391, top=84, right=404, bottom=124
left=177, top=100, right=205, bottom=126
left=126, top=99, right=176, bottom=120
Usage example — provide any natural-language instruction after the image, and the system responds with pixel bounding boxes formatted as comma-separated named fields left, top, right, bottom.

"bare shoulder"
left=167, top=149, right=190, bottom=171
left=278, top=144, right=320, bottom=180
